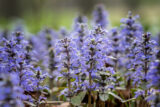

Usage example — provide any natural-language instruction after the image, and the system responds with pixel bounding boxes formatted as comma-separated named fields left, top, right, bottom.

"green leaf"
left=122, top=98, right=136, bottom=103
left=70, top=78, right=76, bottom=82
left=99, top=93, right=109, bottom=101
left=131, top=88, right=137, bottom=95
left=108, top=92, right=123, bottom=102
left=115, top=87, right=126, bottom=90
left=23, top=101, right=36, bottom=107
left=71, top=91, right=86, bottom=106
left=58, top=76, right=63, bottom=80
left=93, top=78, right=100, bottom=83
left=108, top=92, right=136, bottom=103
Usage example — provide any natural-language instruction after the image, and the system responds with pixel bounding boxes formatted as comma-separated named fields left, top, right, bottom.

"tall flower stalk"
left=109, top=28, right=122, bottom=73
left=120, top=11, right=143, bottom=88
left=132, top=33, right=156, bottom=99
left=72, top=24, right=88, bottom=93
left=56, top=38, right=79, bottom=102
left=45, top=29, right=57, bottom=91
left=81, top=26, right=113, bottom=107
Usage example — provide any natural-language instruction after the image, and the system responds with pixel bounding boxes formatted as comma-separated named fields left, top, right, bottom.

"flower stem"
left=88, top=72, right=92, bottom=107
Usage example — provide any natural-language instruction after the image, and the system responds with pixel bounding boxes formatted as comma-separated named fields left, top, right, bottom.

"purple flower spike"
left=92, top=4, right=108, bottom=29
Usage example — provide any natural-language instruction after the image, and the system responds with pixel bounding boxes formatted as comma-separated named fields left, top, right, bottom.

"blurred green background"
left=0, top=0, right=160, bottom=35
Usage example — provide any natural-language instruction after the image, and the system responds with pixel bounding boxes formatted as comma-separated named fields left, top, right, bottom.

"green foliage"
left=99, top=93, right=109, bottom=101
left=108, top=92, right=136, bottom=103
left=24, top=101, right=36, bottom=107
left=71, top=91, right=86, bottom=106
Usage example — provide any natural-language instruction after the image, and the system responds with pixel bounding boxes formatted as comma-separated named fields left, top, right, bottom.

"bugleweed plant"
left=55, top=37, right=79, bottom=102
left=0, top=4, right=160, bottom=107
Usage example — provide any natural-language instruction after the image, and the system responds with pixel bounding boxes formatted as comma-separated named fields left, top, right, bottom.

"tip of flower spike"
left=128, top=11, right=132, bottom=18
left=146, top=32, right=151, bottom=36
left=59, top=27, right=68, bottom=37
left=93, top=4, right=108, bottom=28
left=127, top=11, right=140, bottom=20
left=75, top=15, right=87, bottom=24
left=44, top=28, right=52, bottom=34
left=73, top=15, right=88, bottom=31
left=95, top=4, right=105, bottom=11
left=143, top=32, right=151, bottom=39
left=15, top=31, right=21, bottom=36
left=110, top=28, right=118, bottom=36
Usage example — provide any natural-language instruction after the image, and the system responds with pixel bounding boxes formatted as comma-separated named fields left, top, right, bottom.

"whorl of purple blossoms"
left=92, top=4, right=108, bottom=29
left=0, top=32, right=47, bottom=102
left=129, top=33, right=157, bottom=99
left=80, top=26, right=115, bottom=91
left=42, top=30, right=58, bottom=91
left=148, top=50, right=160, bottom=89
left=0, top=32, right=29, bottom=74
left=109, top=28, right=123, bottom=71
left=120, top=12, right=144, bottom=81
left=74, top=24, right=89, bottom=52
left=44, top=29, right=58, bottom=75
left=132, top=33, right=156, bottom=86
left=55, top=38, right=79, bottom=97
left=73, top=15, right=87, bottom=31
left=30, top=28, right=58, bottom=71
left=146, top=50, right=160, bottom=107
left=0, top=73, right=24, bottom=107
left=121, top=11, right=143, bottom=51
left=68, top=24, right=89, bottom=93
left=32, top=67, right=47, bottom=106
left=1, top=33, right=36, bottom=91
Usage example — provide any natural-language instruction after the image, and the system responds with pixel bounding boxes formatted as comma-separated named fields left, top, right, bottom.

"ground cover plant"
left=0, top=4, right=160, bottom=107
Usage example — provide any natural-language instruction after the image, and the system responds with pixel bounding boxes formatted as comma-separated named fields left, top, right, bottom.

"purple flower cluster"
left=108, top=28, right=123, bottom=71
left=80, top=26, right=114, bottom=90
left=132, top=33, right=156, bottom=85
left=0, top=73, right=24, bottom=107
left=120, top=12, right=143, bottom=68
left=0, top=32, right=47, bottom=105
left=55, top=37, right=79, bottom=98
left=147, top=50, right=160, bottom=107
left=120, top=12, right=144, bottom=87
